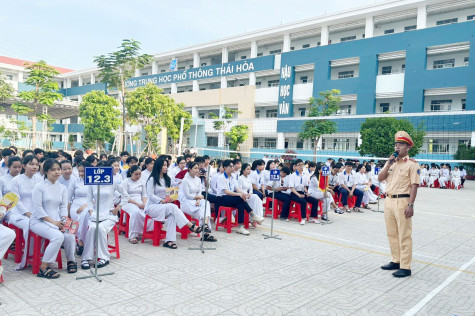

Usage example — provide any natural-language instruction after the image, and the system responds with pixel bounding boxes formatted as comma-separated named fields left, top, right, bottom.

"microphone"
left=389, top=151, right=399, bottom=164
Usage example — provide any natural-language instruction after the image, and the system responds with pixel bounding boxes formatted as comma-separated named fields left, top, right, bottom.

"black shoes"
left=392, top=269, right=411, bottom=278
left=381, top=262, right=400, bottom=270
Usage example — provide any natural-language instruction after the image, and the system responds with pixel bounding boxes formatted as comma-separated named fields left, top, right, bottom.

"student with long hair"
left=179, top=162, right=216, bottom=242
left=67, top=161, right=91, bottom=255
left=289, top=159, right=319, bottom=225
left=30, top=159, right=77, bottom=278
left=9, top=155, right=42, bottom=269
left=145, top=159, right=202, bottom=249
left=0, top=156, right=22, bottom=197
left=122, top=165, right=147, bottom=244
left=141, top=157, right=154, bottom=183
left=308, top=167, right=343, bottom=220
left=58, top=160, right=76, bottom=189
left=250, top=159, right=266, bottom=200
left=238, top=163, right=264, bottom=225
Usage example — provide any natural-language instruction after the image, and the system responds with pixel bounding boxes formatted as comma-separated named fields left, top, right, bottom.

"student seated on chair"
left=216, top=160, right=264, bottom=235
left=307, top=166, right=343, bottom=219
left=288, top=159, right=319, bottom=225
left=266, top=166, right=291, bottom=220
left=338, top=162, right=364, bottom=213
left=30, top=159, right=77, bottom=278
left=238, top=163, right=264, bottom=227
left=250, top=159, right=266, bottom=200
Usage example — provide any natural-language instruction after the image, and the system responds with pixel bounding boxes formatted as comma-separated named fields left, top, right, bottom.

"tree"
left=359, top=117, right=425, bottom=158
left=0, top=71, right=14, bottom=102
left=94, top=39, right=152, bottom=151
left=209, top=106, right=240, bottom=154
left=298, top=89, right=342, bottom=161
left=225, top=125, right=249, bottom=151
left=167, top=102, right=192, bottom=154
left=79, top=90, right=121, bottom=153
left=454, top=144, right=475, bottom=174
left=11, top=61, right=63, bottom=148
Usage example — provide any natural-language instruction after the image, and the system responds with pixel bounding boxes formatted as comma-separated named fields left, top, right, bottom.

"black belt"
left=388, top=194, right=410, bottom=199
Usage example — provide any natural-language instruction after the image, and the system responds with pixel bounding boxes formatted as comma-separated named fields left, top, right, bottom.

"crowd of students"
left=0, top=146, right=467, bottom=280
left=419, top=163, right=466, bottom=189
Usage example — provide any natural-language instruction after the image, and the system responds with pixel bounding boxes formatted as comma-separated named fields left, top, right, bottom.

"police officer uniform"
left=380, top=131, right=420, bottom=277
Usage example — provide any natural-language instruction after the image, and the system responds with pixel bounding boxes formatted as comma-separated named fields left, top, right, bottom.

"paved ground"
left=1, top=182, right=474, bottom=316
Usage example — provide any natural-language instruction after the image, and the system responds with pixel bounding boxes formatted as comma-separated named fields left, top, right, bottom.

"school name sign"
left=125, top=55, right=275, bottom=88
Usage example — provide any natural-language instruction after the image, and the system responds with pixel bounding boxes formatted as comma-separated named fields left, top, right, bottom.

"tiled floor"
left=1, top=182, right=474, bottom=315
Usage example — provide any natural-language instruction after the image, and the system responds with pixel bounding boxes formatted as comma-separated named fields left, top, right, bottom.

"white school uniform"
left=0, top=171, right=16, bottom=257
left=9, top=173, right=41, bottom=269
left=451, top=170, right=461, bottom=188
left=169, top=166, right=183, bottom=187
left=439, top=169, right=450, bottom=188
left=145, top=177, right=188, bottom=243
left=30, top=179, right=75, bottom=263
left=0, top=173, right=15, bottom=198
left=209, top=172, right=222, bottom=195
left=216, top=172, right=238, bottom=197
left=82, top=181, right=123, bottom=262
left=250, top=170, right=265, bottom=190
left=238, top=174, right=263, bottom=217
left=179, top=173, right=211, bottom=228
left=0, top=160, right=8, bottom=177
left=121, top=177, right=149, bottom=239
left=58, top=174, right=77, bottom=190
left=308, top=175, right=335, bottom=211
left=67, top=176, right=90, bottom=242
left=419, top=167, right=429, bottom=185
left=141, top=169, right=152, bottom=185
left=113, top=173, right=123, bottom=206
left=428, top=168, right=439, bottom=186
left=289, top=171, right=307, bottom=192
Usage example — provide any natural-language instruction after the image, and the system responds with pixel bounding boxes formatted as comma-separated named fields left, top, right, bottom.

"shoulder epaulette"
left=409, top=158, right=418, bottom=163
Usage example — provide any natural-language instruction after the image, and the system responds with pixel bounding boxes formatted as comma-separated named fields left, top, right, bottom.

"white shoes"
left=0, top=266, right=3, bottom=278
left=308, top=218, right=320, bottom=224
left=300, top=219, right=306, bottom=225
left=236, top=226, right=250, bottom=235
left=250, top=213, right=265, bottom=225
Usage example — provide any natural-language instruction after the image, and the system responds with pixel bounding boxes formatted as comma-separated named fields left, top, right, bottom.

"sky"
left=0, top=0, right=380, bottom=70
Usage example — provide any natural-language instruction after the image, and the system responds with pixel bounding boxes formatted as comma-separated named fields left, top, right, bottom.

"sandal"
left=37, top=267, right=60, bottom=279
left=201, top=234, right=217, bottom=242
left=353, top=207, right=363, bottom=213
left=67, top=261, right=78, bottom=274
left=129, top=238, right=138, bottom=244
left=189, top=223, right=203, bottom=234
left=204, top=224, right=212, bottom=234
left=81, top=260, right=90, bottom=270
left=76, top=245, right=84, bottom=256
left=163, top=241, right=177, bottom=249
left=96, top=259, right=109, bottom=268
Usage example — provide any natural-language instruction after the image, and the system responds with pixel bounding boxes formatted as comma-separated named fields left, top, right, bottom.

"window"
left=264, top=138, right=277, bottom=149
left=430, top=100, right=452, bottom=112
left=296, top=139, right=304, bottom=149
left=317, top=42, right=321, bottom=46
left=269, top=49, right=282, bottom=55
left=257, top=52, right=263, bottom=57
left=240, top=56, right=247, bottom=60
left=178, top=66, right=185, bottom=71
left=384, top=29, right=394, bottom=34
left=402, top=64, right=405, bottom=72
left=333, top=138, right=350, bottom=151
left=198, top=112, right=205, bottom=119
left=267, top=80, right=280, bottom=87
left=433, top=59, right=455, bottom=69
left=266, top=109, right=277, bottom=118
left=379, top=103, right=390, bottom=113
left=381, top=66, right=392, bottom=75
left=300, top=76, right=308, bottom=83
left=464, top=57, right=469, bottom=66
left=399, top=102, right=403, bottom=113
left=255, top=110, right=260, bottom=118
left=161, top=70, right=166, bottom=73
left=253, top=139, right=259, bottom=148
left=436, top=18, right=458, bottom=25
left=298, top=108, right=306, bottom=116
left=201, top=63, right=207, bottom=66
left=338, top=105, right=352, bottom=115
left=142, top=72, right=148, bottom=76
left=404, top=25, right=416, bottom=32
left=462, top=99, right=466, bottom=110
left=302, top=44, right=310, bottom=48
left=256, top=81, right=261, bottom=87
left=6, top=74, right=13, bottom=80
left=430, top=139, right=450, bottom=154
left=340, top=35, right=356, bottom=42
left=338, top=70, right=354, bottom=79
left=290, top=47, right=295, bottom=50
left=207, top=137, right=218, bottom=147
left=200, top=88, right=206, bottom=91
left=468, top=15, right=475, bottom=20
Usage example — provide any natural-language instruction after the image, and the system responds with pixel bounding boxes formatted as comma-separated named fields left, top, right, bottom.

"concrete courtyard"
left=0, top=182, right=474, bottom=316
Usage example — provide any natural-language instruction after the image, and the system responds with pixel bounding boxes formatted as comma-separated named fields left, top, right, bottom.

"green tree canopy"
left=359, top=117, right=425, bottom=158
left=0, top=72, right=14, bottom=101
left=79, top=90, right=121, bottom=152
left=298, top=89, right=342, bottom=161
left=225, top=125, right=249, bottom=151
left=454, top=144, right=475, bottom=174
left=11, top=60, right=63, bottom=148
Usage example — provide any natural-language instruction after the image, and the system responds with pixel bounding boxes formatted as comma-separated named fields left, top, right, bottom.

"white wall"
left=424, top=94, right=466, bottom=112
left=373, top=18, right=418, bottom=36
left=329, top=27, right=365, bottom=44
left=291, top=36, right=321, bottom=51
left=375, top=97, right=404, bottom=113
left=427, top=8, right=475, bottom=27
left=427, top=51, right=469, bottom=69
left=330, top=65, right=359, bottom=80
left=257, top=42, right=283, bottom=56
left=378, top=59, right=406, bottom=74
left=375, top=73, right=405, bottom=94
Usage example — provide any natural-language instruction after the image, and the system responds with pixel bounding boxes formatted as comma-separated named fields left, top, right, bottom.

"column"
left=193, top=52, right=200, bottom=91
left=283, top=34, right=291, bottom=52
left=78, top=76, right=83, bottom=86
left=135, top=68, right=141, bottom=77
left=171, top=83, right=177, bottom=94
left=18, top=71, right=24, bottom=83
left=417, top=5, right=427, bottom=29
left=77, top=95, right=82, bottom=103
left=90, top=73, right=96, bottom=84
left=191, top=106, right=198, bottom=118
left=218, top=105, right=225, bottom=147
left=249, top=41, right=258, bottom=86
left=321, top=25, right=329, bottom=46
left=152, top=61, right=158, bottom=74
left=365, top=16, right=374, bottom=38
left=66, top=78, right=71, bottom=88
left=221, top=47, right=228, bottom=89
left=277, top=133, right=285, bottom=150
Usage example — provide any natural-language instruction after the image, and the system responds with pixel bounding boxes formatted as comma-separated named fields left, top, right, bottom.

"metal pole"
left=263, top=181, right=281, bottom=240
left=178, top=117, right=185, bottom=157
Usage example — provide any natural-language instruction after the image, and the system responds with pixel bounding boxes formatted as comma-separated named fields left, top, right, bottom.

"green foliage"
left=168, top=102, right=192, bottom=141
left=454, top=144, right=475, bottom=174
left=359, top=117, right=425, bottom=158
left=0, top=72, right=14, bottom=101
left=79, top=90, right=121, bottom=150
left=225, top=125, right=249, bottom=151
left=209, top=106, right=239, bottom=131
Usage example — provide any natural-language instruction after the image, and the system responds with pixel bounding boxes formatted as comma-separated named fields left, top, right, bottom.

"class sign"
left=84, top=167, right=113, bottom=185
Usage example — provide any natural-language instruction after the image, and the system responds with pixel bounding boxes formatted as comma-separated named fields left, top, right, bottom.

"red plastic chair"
left=289, top=202, right=303, bottom=222
left=264, top=197, right=283, bottom=218
left=4, top=223, right=23, bottom=264
left=0, top=259, right=3, bottom=283
left=141, top=215, right=167, bottom=246
left=118, top=209, right=130, bottom=238
left=107, top=225, right=120, bottom=259
left=215, top=206, right=249, bottom=233
left=339, top=195, right=356, bottom=208
left=26, top=231, right=63, bottom=275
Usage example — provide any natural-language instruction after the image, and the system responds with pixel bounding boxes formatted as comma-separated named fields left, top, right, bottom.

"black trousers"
left=216, top=195, right=252, bottom=224
left=290, top=191, right=319, bottom=218
left=274, top=192, right=291, bottom=218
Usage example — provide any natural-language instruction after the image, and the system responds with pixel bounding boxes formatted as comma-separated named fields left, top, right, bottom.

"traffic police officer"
left=378, top=131, right=420, bottom=278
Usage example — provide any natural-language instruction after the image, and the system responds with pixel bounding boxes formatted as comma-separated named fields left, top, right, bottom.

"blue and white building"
left=1, top=0, right=474, bottom=160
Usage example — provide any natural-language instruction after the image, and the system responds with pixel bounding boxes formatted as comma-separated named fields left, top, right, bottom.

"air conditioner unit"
left=442, top=63, right=454, bottom=68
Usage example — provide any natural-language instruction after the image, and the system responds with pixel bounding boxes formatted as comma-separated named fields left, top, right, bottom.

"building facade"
left=1, top=0, right=474, bottom=160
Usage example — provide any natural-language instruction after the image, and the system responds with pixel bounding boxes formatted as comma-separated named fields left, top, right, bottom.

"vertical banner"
left=277, top=64, right=295, bottom=117
left=170, top=58, right=178, bottom=71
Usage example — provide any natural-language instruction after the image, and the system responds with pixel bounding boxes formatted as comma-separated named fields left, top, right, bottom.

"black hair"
left=142, top=157, right=154, bottom=171
left=150, top=159, right=171, bottom=187
left=126, top=156, right=138, bottom=164
left=47, top=152, right=60, bottom=159
left=86, top=155, right=98, bottom=164
left=176, top=156, right=185, bottom=165
left=9, top=146, right=17, bottom=154
left=100, top=153, right=108, bottom=160
left=108, top=155, right=115, bottom=160
left=60, top=160, right=73, bottom=168
left=127, top=165, right=141, bottom=178
left=73, top=155, right=84, bottom=167
left=74, top=150, right=84, bottom=157
left=34, top=148, right=44, bottom=155
left=8, top=156, right=22, bottom=168
left=356, top=164, right=364, bottom=172
left=265, top=160, right=274, bottom=170
left=120, top=151, right=130, bottom=157
left=345, top=161, right=354, bottom=167
left=251, top=159, right=265, bottom=171
left=240, top=163, right=251, bottom=176
left=281, top=166, right=291, bottom=175
left=43, top=158, right=61, bottom=179
left=22, top=149, right=34, bottom=158
left=77, top=161, right=91, bottom=169
left=1, top=148, right=12, bottom=157
left=294, top=159, right=303, bottom=166
left=96, top=160, right=110, bottom=167
left=22, top=155, right=39, bottom=166
left=308, top=162, right=317, bottom=168
left=222, top=159, right=233, bottom=168
left=194, top=156, right=205, bottom=164
left=232, top=158, right=242, bottom=165
left=203, top=155, right=210, bottom=160
left=187, top=162, right=199, bottom=173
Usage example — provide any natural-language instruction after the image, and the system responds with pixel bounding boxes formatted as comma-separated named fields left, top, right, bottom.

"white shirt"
left=87, top=181, right=123, bottom=222
left=210, top=172, right=222, bottom=195
left=145, top=177, right=169, bottom=204
left=11, top=173, right=42, bottom=216
left=289, top=171, right=306, bottom=192
left=238, top=175, right=253, bottom=194
left=58, top=174, right=77, bottom=190
left=31, top=179, right=68, bottom=223
left=179, top=173, right=201, bottom=201
left=67, top=176, right=88, bottom=209
left=0, top=173, right=15, bottom=196
left=121, top=178, right=146, bottom=206
left=216, top=172, right=238, bottom=197
left=0, top=161, right=8, bottom=177
left=338, top=170, right=356, bottom=188
left=355, top=172, right=368, bottom=190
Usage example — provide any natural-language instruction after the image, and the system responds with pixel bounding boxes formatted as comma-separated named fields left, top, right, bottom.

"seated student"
left=238, top=163, right=264, bottom=226
left=122, top=165, right=148, bottom=244
left=72, top=155, right=84, bottom=178
left=141, top=157, right=154, bottom=184
left=0, top=156, right=22, bottom=197
left=210, top=160, right=223, bottom=217
left=0, top=204, right=15, bottom=279
left=34, top=148, right=45, bottom=161
left=231, top=158, right=242, bottom=182
left=67, top=161, right=90, bottom=256
left=119, top=151, right=129, bottom=172
left=0, top=148, right=14, bottom=177
left=30, top=159, right=77, bottom=278
left=364, top=165, right=378, bottom=203
left=428, top=164, right=439, bottom=187
left=288, top=159, right=319, bottom=225
left=145, top=159, right=202, bottom=249
left=122, top=156, right=139, bottom=179
left=179, top=162, right=216, bottom=242
left=169, top=157, right=186, bottom=186
left=338, top=162, right=364, bottom=213
left=99, top=154, right=108, bottom=161
left=439, top=164, right=450, bottom=189
left=328, top=163, right=341, bottom=194
left=451, top=166, right=461, bottom=189
left=216, top=160, right=264, bottom=235
left=58, top=160, right=76, bottom=189
left=110, top=159, right=123, bottom=207
left=262, top=160, right=276, bottom=188
left=355, top=164, right=373, bottom=210
left=81, top=160, right=123, bottom=269
left=308, top=167, right=343, bottom=218
left=9, top=155, right=42, bottom=269
left=266, top=166, right=291, bottom=220
left=250, top=159, right=266, bottom=200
